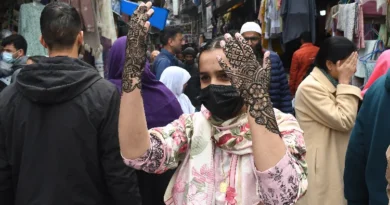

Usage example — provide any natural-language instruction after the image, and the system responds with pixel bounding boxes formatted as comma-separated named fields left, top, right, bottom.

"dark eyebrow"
left=216, top=70, right=227, bottom=74
left=199, top=70, right=226, bottom=75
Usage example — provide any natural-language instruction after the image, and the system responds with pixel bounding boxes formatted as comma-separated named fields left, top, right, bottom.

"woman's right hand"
left=337, top=52, right=358, bottom=84
left=122, top=2, right=154, bottom=93
left=119, top=2, right=154, bottom=160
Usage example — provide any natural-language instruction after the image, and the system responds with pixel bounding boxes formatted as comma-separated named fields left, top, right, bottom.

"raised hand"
left=217, top=33, right=279, bottom=135
left=122, top=2, right=154, bottom=93
left=337, top=51, right=358, bottom=84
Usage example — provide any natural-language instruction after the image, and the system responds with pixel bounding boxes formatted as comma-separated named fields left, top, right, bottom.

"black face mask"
left=198, top=85, right=244, bottom=121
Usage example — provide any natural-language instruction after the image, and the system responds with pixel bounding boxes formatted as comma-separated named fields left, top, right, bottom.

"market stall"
left=325, top=0, right=389, bottom=87
left=1, top=0, right=119, bottom=77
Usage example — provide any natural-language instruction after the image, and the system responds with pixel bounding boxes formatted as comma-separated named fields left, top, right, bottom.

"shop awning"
left=213, top=0, right=244, bottom=17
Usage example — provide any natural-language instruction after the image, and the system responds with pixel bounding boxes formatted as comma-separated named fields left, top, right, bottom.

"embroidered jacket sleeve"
left=123, top=114, right=193, bottom=174
left=253, top=110, right=308, bottom=205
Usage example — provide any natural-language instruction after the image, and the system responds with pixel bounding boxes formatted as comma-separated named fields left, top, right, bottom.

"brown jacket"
left=294, top=67, right=361, bottom=205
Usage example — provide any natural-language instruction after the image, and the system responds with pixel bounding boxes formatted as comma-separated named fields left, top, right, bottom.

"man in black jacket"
left=0, top=2, right=141, bottom=205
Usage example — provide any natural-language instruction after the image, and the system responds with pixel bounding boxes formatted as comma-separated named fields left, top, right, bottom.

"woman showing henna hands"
left=119, top=2, right=308, bottom=204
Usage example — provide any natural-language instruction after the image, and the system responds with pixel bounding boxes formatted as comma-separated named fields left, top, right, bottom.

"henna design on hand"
left=122, top=5, right=150, bottom=93
left=218, top=34, right=280, bottom=135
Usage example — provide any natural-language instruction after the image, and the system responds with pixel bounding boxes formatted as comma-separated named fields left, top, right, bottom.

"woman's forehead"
left=199, top=49, right=230, bottom=72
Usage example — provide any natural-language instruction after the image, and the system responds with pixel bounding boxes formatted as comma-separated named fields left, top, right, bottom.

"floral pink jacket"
left=124, top=109, right=308, bottom=205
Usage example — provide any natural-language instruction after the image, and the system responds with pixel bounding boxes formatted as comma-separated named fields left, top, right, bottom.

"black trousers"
left=136, top=169, right=176, bottom=205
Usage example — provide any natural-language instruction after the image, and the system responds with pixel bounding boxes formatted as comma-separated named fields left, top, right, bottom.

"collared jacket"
left=289, top=43, right=319, bottom=96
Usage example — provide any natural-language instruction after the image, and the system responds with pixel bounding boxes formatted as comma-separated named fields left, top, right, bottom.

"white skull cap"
left=240, top=22, right=262, bottom=35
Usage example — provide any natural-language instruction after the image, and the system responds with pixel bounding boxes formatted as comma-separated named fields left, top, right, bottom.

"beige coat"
left=294, top=68, right=361, bottom=205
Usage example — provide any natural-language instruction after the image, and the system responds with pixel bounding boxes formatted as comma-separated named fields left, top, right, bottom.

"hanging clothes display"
left=378, top=24, right=388, bottom=44
left=58, top=0, right=101, bottom=58
left=258, top=0, right=266, bottom=24
left=259, top=0, right=268, bottom=47
left=280, top=0, right=316, bottom=44
left=361, top=0, right=387, bottom=15
left=222, top=13, right=230, bottom=33
left=357, top=4, right=365, bottom=49
left=111, top=0, right=121, bottom=15
left=172, top=0, right=179, bottom=15
left=325, top=5, right=339, bottom=36
left=356, top=40, right=383, bottom=84
left=59, top=0, right=95, bottom=32
left=325, top=6, right=334, bottom=34
left=387, top=3, right=390, bottom=32
left=337, top=3, right=357, bottom=41
left=84, top=0, right=102, bottom=58
left=327, top=2, right=366, bottom=49
left=95, top=52, right=104, bottom=78
left=264, top=0, right=282, bottom=39
left=19, top=2, right=47, bottom=56
left=97, top=0, right=117, bottom=44
left=359, top=40, right=385, bottom=85
left=257, top=0, right=283, bottom=55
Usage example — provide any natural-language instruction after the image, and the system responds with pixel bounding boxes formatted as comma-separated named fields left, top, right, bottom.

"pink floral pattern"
left=187, top=184, right=208, bottom=205
left=123, top=109, right=308, bottom=205
left=226, top=187, right=237, bottom=204
left=192, top=165, right=214, bottom=184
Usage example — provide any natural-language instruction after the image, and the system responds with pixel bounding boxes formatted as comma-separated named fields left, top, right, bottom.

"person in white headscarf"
left=160, top=66, right=195, bottom=114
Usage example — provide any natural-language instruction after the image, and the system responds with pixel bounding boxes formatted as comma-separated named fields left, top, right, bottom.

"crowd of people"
left=1, top=1, right=390, bottom=205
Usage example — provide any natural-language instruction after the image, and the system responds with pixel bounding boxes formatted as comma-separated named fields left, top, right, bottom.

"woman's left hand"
left=218, top=33, right=279, bottom=134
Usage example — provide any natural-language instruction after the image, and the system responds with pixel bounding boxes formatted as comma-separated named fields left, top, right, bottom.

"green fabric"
left=344, top=72, right=390, bottom=204
left=319, top=68, right=339, bottom=87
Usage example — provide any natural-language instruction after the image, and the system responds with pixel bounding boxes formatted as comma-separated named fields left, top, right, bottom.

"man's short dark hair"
left=40, top=2, right=82, bottom=50
left=160, top=27, right=182, bottom=46
left=1, top=34, right=27, bottom=54
left=300, top=31, right=312, bottom=43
